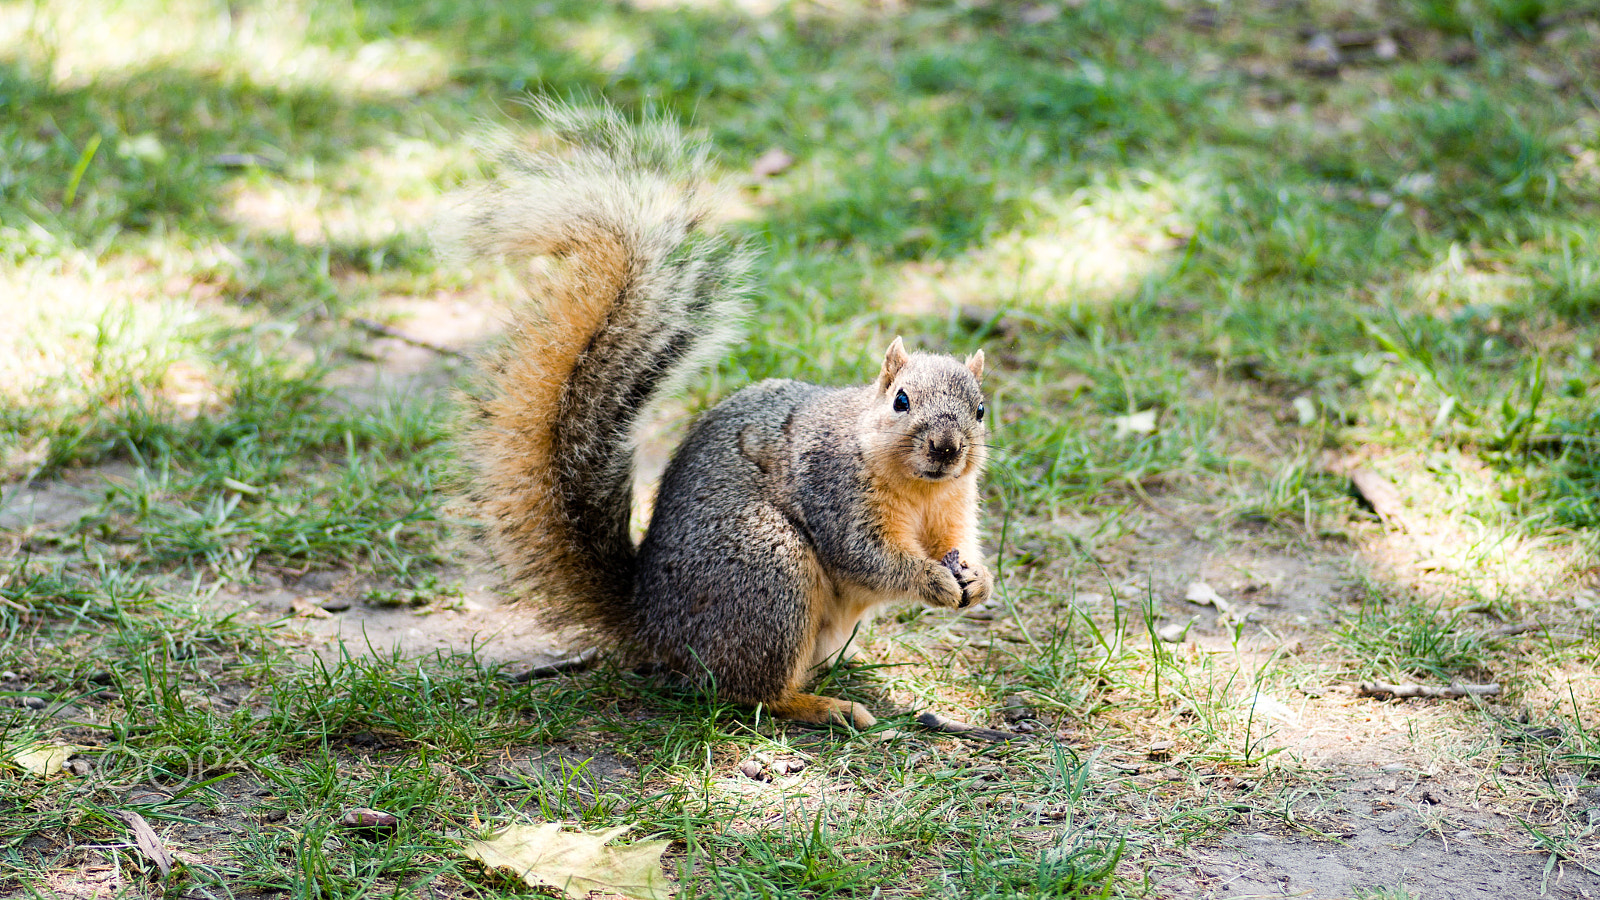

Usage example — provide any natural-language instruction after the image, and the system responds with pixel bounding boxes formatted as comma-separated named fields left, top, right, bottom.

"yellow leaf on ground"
left=462, top=823, right=672, bottom=900
left=12, top=744, right=75, bottom=777
left=1111, top=409, right=1158, bottom=438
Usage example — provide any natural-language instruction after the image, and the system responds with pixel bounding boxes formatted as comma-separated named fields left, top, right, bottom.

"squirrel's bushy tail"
left=440, top=101, right=752, bottom=640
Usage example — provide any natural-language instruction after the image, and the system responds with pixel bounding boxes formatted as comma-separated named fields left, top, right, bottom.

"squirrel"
left=440, top=102, right=993, bottom=729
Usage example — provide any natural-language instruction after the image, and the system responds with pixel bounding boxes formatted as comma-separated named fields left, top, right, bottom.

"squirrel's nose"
left=928, top=435, right=963, bottom=465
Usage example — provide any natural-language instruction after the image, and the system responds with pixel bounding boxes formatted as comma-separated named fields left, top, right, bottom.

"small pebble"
left=319, top=598, right=353, bottom=613
left=340, top=808, right=398, bottom=831
left=750, top=147, right=796, bottom=178
left=739, top=759, right=765, bottom=781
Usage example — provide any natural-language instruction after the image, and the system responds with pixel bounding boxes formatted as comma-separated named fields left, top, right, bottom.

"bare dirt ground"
left=1055, top=512, right=1597, bottom=898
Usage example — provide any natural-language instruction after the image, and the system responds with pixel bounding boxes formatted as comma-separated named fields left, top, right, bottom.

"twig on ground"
left=507, top=649, right=601, bottom=682
left=350, top=317, right=467, bottom=358
left=916, top=710, right=1029, bottom=742
left=1357, top=681, right=1500, bottom=699
left=1349, top=469, right=1410, bottom=529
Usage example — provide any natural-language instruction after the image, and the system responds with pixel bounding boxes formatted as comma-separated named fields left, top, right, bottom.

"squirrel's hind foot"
left=766, top=692, right=877, bottom=730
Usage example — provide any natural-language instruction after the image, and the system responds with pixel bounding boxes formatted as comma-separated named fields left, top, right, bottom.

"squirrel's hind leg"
left=766, top=691, right=877, bottom=729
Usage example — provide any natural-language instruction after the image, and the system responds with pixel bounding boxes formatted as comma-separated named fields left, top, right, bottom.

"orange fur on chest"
left=868, top=475, right=976, bottom=560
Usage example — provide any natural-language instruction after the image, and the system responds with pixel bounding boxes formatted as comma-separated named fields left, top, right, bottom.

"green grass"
left=3, top=0, right=1599, bottom=895
left=1334, top=598, right=1500, bottom=681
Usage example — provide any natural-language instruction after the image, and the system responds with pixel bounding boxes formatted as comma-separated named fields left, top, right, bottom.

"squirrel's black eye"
left=976, top=402, right=986, bottom=422
left=893, top=389, right=910, bottom=413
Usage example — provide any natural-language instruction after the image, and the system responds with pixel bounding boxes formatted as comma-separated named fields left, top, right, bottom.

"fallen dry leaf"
left=1185, top=581, right=1256, bottom=626
left=11, top=744, right=76, bottom=777
left=462, top=823, right=671, bottom=900
left=1184, top=580, right=1230, bottom=611
left=1247, top=691, right=1300, bottom=725
left=1111, top=409, right=1157, bottom=438
left=114, top=809, right=173, bottom=878
left=1292, top=396, right=1317, bottom=425
left=290, top=597, right=332, bottom=619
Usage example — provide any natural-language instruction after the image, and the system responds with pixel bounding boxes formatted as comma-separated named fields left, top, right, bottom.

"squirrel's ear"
left=965, top=349, right=986, bottom=383
left=879, top=336, right=909, bottom=390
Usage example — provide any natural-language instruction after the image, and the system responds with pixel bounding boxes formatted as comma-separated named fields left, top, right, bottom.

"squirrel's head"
left=863, top=336, right=987, bottom=484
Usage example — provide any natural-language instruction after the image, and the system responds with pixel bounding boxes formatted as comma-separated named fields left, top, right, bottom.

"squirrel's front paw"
left=937, top=550, right=993, bottom=609
left=921, top=560, right=966, bottom=609
left=955, top=560, right=994, bottom=608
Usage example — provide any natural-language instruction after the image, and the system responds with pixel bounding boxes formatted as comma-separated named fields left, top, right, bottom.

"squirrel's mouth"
left=914, top=460, right=964, bottom=481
